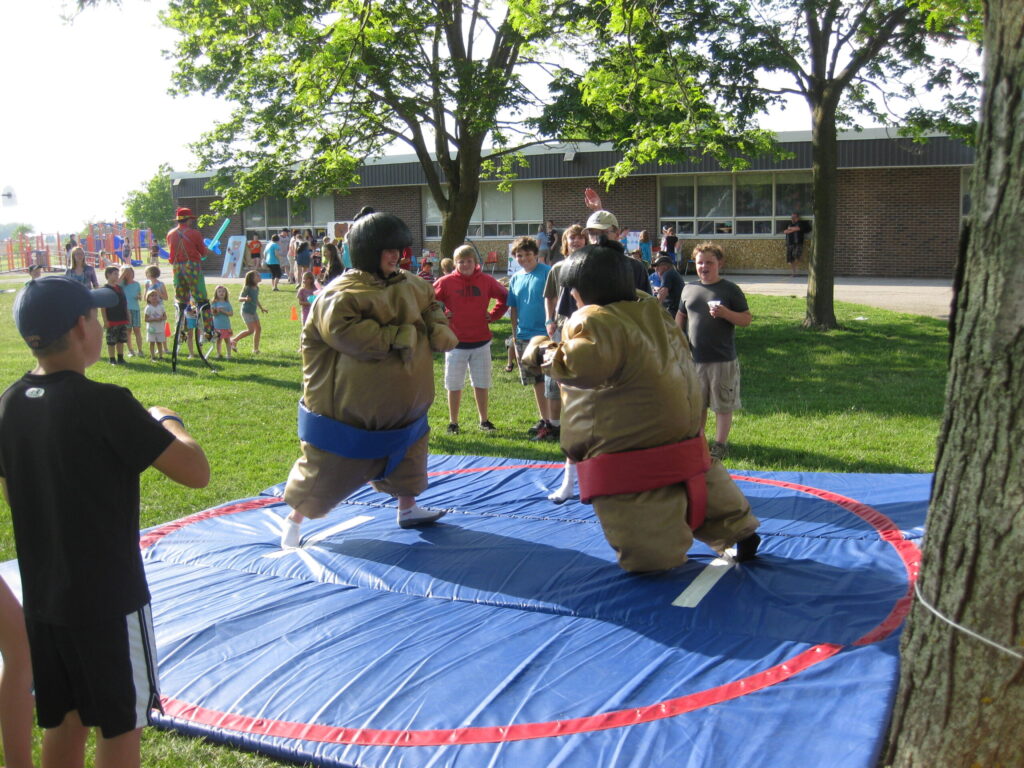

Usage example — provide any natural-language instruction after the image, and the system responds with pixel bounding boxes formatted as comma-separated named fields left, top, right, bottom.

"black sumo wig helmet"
left=560, top=242, right=635, bottom=306
left=347, top=212, right=412, bottom=276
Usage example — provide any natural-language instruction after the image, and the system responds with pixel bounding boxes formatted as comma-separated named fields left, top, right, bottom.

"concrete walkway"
left=728, top=274, right=954, bottom=319
left=2, top=269, right=955, bottom=319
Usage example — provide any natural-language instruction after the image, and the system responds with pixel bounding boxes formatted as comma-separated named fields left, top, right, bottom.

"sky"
left=0, top=2, right=979, bottom=236
left=0, top=0, right=224, bottom=234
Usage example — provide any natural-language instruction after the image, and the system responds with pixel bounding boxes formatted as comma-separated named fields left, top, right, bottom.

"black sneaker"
left=479, top=421, right=497, bottom=432
left=531, top=422, right=559, bottom=442
left=527, top=419, right=547, bottom=436
left=447, top=423, right=460, bottom=435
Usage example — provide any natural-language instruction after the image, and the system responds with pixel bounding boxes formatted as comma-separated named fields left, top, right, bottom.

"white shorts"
left=444, top=345, right=492, bottom=391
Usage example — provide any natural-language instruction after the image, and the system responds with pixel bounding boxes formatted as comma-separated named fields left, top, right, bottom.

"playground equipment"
left=1, top=223, right=159, bottom=275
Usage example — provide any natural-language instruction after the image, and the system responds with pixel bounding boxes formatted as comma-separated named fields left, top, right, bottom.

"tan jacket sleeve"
left=421, top=297, right=459, bottom=352
left=546, top=312, right=626, bottom=389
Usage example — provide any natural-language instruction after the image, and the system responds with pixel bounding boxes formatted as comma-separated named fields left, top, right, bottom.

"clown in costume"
left=280, top=213, right=458, bottom=548
left=525, top=245, right=760, bottom=572
left=166, top=207, right=216, bottom=354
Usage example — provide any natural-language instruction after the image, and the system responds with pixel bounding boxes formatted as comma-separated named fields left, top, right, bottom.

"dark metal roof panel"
left=175, top=136, right=975, bottom=195
left=837, top=136, right=975, bottom=167
left=172, top=177, right=216, bottom=197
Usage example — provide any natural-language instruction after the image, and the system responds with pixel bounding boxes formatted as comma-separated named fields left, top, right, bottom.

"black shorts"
left=268, top=263, right=282, bottom=278
left=26, top=604, right=161, bottom=738
left=786, top=242, right=803, bottom=263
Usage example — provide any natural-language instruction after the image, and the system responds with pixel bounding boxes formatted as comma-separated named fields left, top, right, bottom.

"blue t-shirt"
left=212, top=301, right=233, bottom=330
left=507, top=262, right=551, bottom=341
left=121, top=281, right=142, bottom=311
left=264, top=242, right=280, bottom=265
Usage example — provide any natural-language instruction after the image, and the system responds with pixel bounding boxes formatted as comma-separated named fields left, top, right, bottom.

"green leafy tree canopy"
left=162, top=0, right=571, bottom=257
left=123, top=163, right=175, bottom=241
left=548, top=0, right=982, bottom=329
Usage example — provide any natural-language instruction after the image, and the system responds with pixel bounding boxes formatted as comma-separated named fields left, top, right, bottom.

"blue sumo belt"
left=297, top=401, right=429, bottom=481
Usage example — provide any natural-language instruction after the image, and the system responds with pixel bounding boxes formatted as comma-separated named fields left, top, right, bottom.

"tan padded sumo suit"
left=284, top=214, right=457, bottom=519
left=527, top=291, right=759, bottom=572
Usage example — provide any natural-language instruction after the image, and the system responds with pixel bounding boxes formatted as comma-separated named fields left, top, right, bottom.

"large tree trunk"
left=434, top=138, right=484, bottom=262
left=805, top=98, right=839, bottom=330
left=882, top=4, right=1024, bottom=766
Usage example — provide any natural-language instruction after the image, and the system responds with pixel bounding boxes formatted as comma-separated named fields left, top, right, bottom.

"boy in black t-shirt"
left=0, top=276, right=210, bottom=768
left=101, top=265, right=130, bottom=364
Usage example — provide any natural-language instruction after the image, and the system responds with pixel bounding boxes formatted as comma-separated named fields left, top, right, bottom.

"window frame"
left=658, top=171, right=815, bottom=238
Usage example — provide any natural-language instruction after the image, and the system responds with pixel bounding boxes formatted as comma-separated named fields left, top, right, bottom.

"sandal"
left=504, top=364, right=515, bottom=372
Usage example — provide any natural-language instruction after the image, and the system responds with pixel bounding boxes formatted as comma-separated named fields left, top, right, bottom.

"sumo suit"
left=283, top=214, right=458, bottom=520
left=526, top=294, right=759, bottom=572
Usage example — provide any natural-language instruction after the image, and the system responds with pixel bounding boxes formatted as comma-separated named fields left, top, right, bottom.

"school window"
left=242, top=195, right=334, bottom=241
left=960, top=166, right=972, bottom=217
left=423, top=181, right=543, bottom=240
left=659, top=172, right=813, bottom=236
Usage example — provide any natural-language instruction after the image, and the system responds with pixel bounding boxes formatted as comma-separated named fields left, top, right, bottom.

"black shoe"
left=527, top=419, right=547, bottom=436
left=447, top=423, right=460, bottom=435
left=479, top=420, right=496, bottom=432
left=530, top=422, right=559, bottom=442
left=735, top=533, right=761, bottom=562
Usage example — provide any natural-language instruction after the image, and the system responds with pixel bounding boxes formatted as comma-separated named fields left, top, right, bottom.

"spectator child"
left=506, top=236, right=554, bottom=438
left=101, top=266, right=130, bottom=365
left=211, top=285, right=234, bottom=360
left=231, top=271, right=268, bottom=354
left=417, top=259, right=435, bottom=283
left=439, top=257, right=455, bottom=276
left=120, top=266, right=143, bottom=357
left=0, top=276, right=210, bottom=768
left=433, top=245, right=508, bottom=433
left=144, top=265, right=168, bottom=303
left=27, top=263, right=43, bottom=281
left=182, top=302, right=198, bottom=359
left=144, top=289, right=167, bottom=360
left=246, top=234, right=263, bottom=271
left=296, top=272, right=318, bottom=324
left=676, top=242, right=752, bottom=460
left=638, top=230, right=653, bottom=264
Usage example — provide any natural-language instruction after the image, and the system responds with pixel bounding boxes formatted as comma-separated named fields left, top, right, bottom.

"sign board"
left=221, top=235, right=247, bottom=278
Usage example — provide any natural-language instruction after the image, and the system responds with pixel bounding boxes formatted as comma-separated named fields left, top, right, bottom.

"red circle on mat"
left=145, top=467, right=921, bottom=746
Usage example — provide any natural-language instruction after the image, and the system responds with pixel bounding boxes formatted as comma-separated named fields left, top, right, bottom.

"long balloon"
left=204, top=218, right=231, bottom=256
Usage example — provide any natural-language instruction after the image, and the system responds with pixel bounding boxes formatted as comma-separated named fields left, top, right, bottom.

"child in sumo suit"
left=524, top=244, right=760, bottom=572
left=281, top=212, right=458, bottom=547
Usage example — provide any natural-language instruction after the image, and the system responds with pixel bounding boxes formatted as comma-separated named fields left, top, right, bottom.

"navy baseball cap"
left=13, top=276, right=118, bottom=350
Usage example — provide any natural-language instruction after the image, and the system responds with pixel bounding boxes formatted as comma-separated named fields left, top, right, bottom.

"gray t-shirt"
left=680, top=278, right=749, bottom=363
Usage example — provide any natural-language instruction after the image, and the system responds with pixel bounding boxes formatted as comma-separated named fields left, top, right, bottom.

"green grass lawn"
left=0, top=282, right=948, bottom=766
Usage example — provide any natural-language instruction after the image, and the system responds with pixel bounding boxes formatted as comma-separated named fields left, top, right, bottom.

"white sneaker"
left=281, top=518, right=302, bottom=548
left=397, top=504, right=446, bottom=529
